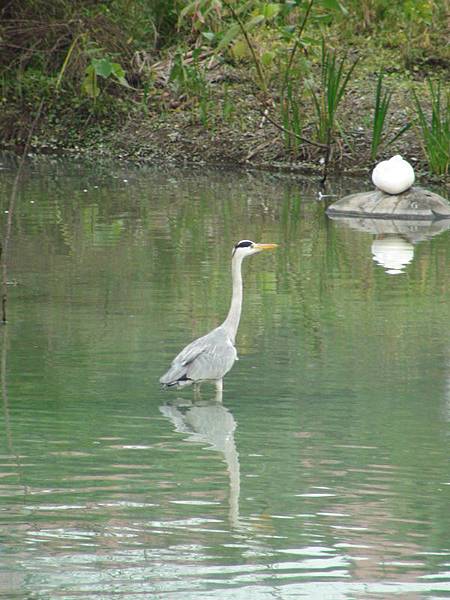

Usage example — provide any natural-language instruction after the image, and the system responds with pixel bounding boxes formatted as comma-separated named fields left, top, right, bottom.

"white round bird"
left=160, top=240, right=278, bottom=393
left=372, top=155, right=415, bottom=195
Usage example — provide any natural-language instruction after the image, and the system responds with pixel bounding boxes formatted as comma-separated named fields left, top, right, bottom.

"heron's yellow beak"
left=254, top=243, right=278, bottom=252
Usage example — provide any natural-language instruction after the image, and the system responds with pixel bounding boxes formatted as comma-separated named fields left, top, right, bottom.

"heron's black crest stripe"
left=235, top=240, right=254, bottom=248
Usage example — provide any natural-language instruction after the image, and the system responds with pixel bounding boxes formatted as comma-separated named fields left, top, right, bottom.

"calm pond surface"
left=1, top=157, right=450, bottom=599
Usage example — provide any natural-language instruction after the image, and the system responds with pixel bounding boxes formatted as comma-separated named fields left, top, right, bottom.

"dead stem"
left=1, top=98, right=45, bottom=323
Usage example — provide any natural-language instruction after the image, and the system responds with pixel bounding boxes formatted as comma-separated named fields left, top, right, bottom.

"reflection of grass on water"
left=0, top=327, right=25, bottom=490
left=1, top=167, right=450, bottom=364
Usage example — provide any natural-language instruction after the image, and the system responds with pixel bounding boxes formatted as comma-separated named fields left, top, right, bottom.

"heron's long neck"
left=222, top=255, right=244, bottom=342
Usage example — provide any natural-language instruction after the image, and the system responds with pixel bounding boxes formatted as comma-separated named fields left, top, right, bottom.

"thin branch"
left=281, top=0, right=315, bottom=98
left=1, top=98, right=45, bottom=324
left=257, top=107, right=328, bottom=149
left=222, top=0, right=266, bottom=92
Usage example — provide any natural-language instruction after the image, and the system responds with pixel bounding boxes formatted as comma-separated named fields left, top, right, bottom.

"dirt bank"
left=3, top=55, right=448, bottom=185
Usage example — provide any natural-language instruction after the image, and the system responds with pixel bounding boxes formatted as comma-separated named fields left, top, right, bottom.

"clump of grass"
left=222, top=84, right=234, bottom=123
left=371, top=71, right=392, bottom=161
left=370, top=71, right=411, bottom=162
left=309, top=40, right=358, bottom=180
left=413, top=80, right=449, bottom=176
left=310, top=40, right=358, bottom=145
left=280, top=82, right=303, bottom=157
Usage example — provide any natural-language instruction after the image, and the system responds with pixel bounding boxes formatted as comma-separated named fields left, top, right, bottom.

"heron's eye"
left=235, top=240, right=254, bottom=249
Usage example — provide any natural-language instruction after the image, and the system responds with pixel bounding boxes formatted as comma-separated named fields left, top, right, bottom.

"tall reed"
left=313, top=41, right=358, bottom=142
left=413, top=80, right=449, bottom=176
left=370, top=71, right=411, bottom=162
left=309, top=40, right=358, bottom=179
left=370, top=71, right=392, bottom=161
left=280, top=82, right=303, bottom=156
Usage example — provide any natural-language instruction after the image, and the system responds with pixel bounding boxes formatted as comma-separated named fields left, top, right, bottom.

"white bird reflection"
left=160, top=390, right=240, bottom=527
left=328, top=215, right=450, bottom=276
left=371, top=235, right=414, bottom=275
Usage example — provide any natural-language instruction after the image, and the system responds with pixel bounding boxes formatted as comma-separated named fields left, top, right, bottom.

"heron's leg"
left=194, top=384, right=201, bottom=401
left=215, top=379, right=223, bottom=399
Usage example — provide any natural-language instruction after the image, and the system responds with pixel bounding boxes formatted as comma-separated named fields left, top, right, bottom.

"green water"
left=1, top=157, right=450, bottom=599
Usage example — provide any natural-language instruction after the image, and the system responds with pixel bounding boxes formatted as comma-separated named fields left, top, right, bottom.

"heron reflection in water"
left=160, top=240, right=277, bottom=394
left=160, top=389, right=241, bottom=526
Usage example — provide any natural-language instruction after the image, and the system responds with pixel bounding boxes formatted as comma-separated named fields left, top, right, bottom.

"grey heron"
left=160, top=240, right=277, bottom=393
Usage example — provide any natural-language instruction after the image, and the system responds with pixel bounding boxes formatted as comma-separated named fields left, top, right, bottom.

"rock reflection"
left=160, top=390, right=240, bottom=527
left=328, top=215, right=450, bottom=275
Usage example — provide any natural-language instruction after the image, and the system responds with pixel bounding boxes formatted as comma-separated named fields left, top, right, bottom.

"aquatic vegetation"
left=413, top=80, right=449, bottom=176
left=370, top=71, right=411, bottom=162
left=310, top=40, right=358, bottom=145
left=0, top=0, right=448, bottom=176
left=280, top=82, right=303, bottom=157
left=308, top=39, right=358, bottom=179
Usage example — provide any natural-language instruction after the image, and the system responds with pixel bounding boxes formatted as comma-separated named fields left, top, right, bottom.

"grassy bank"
left=1, top=0, right=448, bottom=180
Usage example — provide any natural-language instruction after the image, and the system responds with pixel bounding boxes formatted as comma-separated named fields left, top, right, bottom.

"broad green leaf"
left=244, top=15, right=265, bottom=31
left=261, top=50, right=276, bottom=66
left=232, top=39, right=250, bottom=59
left=92, top=58, right=113, bottom=78
left=217, top=23, right=241, bottom=51
left=263, top=3, right=281, bottom=20
left=178, top=3, right=194, bottom=22
left=282, top=25, right=296, bottom=35
left=111, top=62, right=125, bottom=78
left=111, top=62, right=131, bottom=87
left=301, top=36, right=321, bottom=46
left=201, top=32, right=216, bottom=43
left=321, top=0, right=348, bottom=14
left=314, top=14, right=334, bottom=23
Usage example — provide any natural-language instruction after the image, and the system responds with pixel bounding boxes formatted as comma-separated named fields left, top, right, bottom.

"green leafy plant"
left=179, top=0, right=284, bottom=92
left=413, top=80, right=449, bottom=176
left=169, top=50, right=205, bottom=96
left=177, top=0, right=351, bottom=154
left=82, top=57, right=130, bottom=99
left=169, top=50, right=213, bottom=126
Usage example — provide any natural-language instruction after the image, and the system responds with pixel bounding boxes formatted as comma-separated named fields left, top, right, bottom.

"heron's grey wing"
left=173, top=332, right=212, bottom=366
left=159, top=331, right=214, bottom=385
left=186, top=335, right=237, bottom=382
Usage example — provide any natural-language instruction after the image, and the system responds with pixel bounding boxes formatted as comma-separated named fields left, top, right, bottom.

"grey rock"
left=326, top=187, right=450, bottom=220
